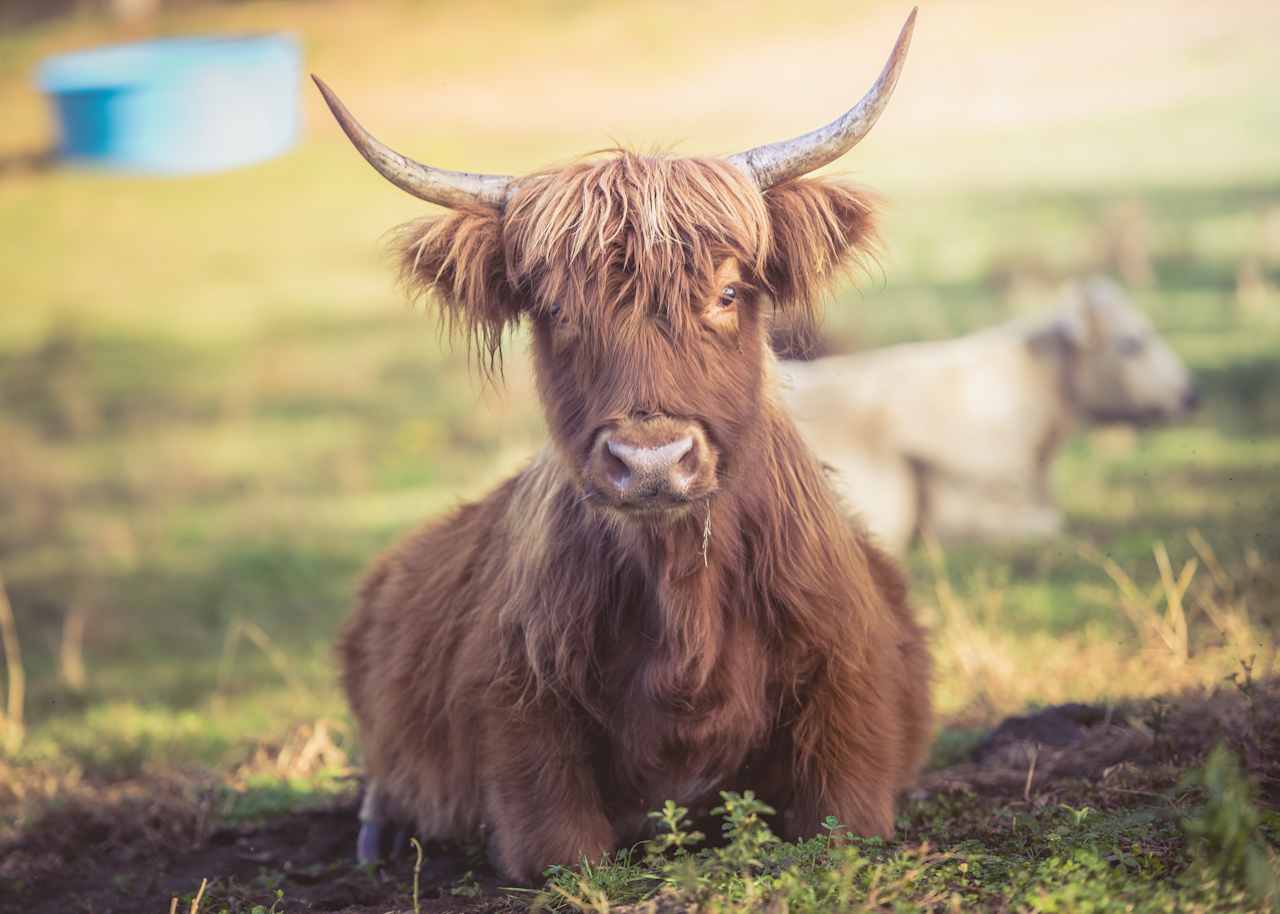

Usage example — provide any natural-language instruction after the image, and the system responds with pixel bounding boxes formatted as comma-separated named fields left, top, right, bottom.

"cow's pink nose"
left=601, top=433, right=696, bottom=501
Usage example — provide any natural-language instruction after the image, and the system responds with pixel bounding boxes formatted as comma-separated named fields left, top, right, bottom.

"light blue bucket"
left=38, top=34, right=301, bottom=174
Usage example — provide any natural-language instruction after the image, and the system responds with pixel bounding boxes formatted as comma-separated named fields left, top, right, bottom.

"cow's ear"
left=1027, top=318, right=1080, bottom=358
left=761, top=179, right=879, bottom=338
left=1028, top=281, right=1109, bottom=357
left=1078, top=287, right=1112, bottom=350
left=394, top=208, right=523, bottom=369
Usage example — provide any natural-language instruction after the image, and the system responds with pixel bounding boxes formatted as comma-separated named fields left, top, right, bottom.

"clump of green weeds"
left=1183, top=744, right=1280, bottom=912
left=534, top=779, right=1280, bottom=914
left=537, top=792, right=950, bottom=913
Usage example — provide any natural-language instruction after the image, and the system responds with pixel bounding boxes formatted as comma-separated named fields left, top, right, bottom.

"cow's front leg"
left=782, top=672, right=902, bottom=842
left=356, top=777, right=412, bottom=865
left=482, top=699, right=616, bottom=884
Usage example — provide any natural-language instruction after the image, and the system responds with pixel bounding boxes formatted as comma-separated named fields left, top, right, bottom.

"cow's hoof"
left=357, top=820, right=383, bottom=866
left=391, top=825, right=410, bottom=858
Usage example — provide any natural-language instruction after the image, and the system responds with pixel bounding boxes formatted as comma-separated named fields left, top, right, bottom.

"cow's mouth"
left=614, top=502, right=691, bottom=518
left=575, top=473, right=720, bottom=524
left=1087, top=387, right=1201, bottom=427
left=1088, top=406, right=1181, bottom=427
left=589, top=487, right=716, bottom=518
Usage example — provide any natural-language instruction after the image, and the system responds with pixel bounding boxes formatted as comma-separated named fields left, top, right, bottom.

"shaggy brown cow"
left=319, top=10, right=930, bottom=884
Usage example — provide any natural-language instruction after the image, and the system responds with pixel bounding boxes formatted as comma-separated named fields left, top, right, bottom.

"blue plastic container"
left=38, top=34, right=300, bottom=174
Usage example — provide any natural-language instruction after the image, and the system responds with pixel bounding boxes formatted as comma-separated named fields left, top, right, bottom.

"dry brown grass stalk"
left=925, top=532, right=1277, bottom=722
left=59, top=603, right=87, bottom=692
left=168, top=876, right=208, bottom=914
left=216, top=618, right=311, bottom=699
left=0, top=575, right=25, bottom=755
left=1079, top=540, right=1195, bottom=662
left=227, top=718, right=352, bottom=787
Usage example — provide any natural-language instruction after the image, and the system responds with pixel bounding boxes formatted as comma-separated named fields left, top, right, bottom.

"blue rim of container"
left=37, top=32, right=301, bottom=174
left=38, top=33, right=300, bottom=93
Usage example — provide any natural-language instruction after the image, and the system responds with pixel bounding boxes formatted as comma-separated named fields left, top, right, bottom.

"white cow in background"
left=783, top=277, right=1199, bottom=553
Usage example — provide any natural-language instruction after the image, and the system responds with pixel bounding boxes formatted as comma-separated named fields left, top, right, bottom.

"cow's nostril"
left=677, top=441, right=700, bottom=476
left=602, top=445, right=631, bottom=490
left=1183, top=388, right=1202, bottom=412
left=667, top=436, right=694, bottom=467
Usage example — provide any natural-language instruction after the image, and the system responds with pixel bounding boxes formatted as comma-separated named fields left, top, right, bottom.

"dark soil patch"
left=919, top=676, right=1280, bottom=807
left=3, top=678, right=1276, bottom=914
left=1, top=797, right=516, bottom=914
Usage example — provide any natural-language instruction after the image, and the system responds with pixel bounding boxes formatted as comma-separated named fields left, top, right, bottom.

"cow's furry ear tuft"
left=1027, top=318, right=1080, bottom=358
left=1029, top=280, right=1113, bottom=357
left=762, top=179, right=880, bottom=341
left=394, top=208, right=522, bottom=374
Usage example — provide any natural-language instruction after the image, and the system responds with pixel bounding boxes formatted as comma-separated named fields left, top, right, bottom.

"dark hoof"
left=357, top=821, right=384, bottom=865
left=391, top=825, right=410, bottom=859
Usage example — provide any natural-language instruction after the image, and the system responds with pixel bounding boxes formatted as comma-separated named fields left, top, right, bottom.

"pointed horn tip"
left=311, top=74, right=342, bottom=109
left=894, top=8, right=918, bottom=54
left=311, top=75, right=360, bottom=136
left=311, top=75, right=339, bottom=112
left=873, top=8, right=918, bottom=93
left=724, top=7, right=919, bottom=188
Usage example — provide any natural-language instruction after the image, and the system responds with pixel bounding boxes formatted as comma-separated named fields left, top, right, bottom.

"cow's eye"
left=718, top=286, right=737, bottom=308
left=1116, top=335, right=1145, bottom=356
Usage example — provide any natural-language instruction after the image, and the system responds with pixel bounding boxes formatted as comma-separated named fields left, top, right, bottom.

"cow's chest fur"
left=592, top=577, right=777, bottom=828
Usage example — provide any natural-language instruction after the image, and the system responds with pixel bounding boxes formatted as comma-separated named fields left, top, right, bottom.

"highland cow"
left=783, top=276, right=1200, bottom=553
left=318, top=10, right=930, bottom=884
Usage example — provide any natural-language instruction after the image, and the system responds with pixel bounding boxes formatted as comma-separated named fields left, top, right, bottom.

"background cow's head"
left=315, top=11, right=915, bottom=520
left=1040, top=276, right=1199, bottom=424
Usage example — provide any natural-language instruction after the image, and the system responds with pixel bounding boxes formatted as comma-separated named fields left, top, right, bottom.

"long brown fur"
left=341, top=151, right=930, bottom=884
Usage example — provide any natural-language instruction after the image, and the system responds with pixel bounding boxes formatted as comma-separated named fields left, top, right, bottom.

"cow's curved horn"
left=726, top=8, right=917, bottom=189
left=312, top=76, right=514, bottom=209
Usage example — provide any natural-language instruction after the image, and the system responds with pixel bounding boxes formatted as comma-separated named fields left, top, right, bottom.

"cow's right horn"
left=726, top=8, right=917, bottom=190
left=313, top=76, right=514, bottom=210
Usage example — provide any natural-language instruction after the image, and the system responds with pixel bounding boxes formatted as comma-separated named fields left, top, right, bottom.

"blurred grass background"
left=1, top=0, right=1278, bottom=807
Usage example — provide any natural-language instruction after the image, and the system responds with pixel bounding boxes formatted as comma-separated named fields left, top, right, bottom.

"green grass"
left=534, top=778, right=1279, bottom=913
left=1, top=1, right=1279, bottom=910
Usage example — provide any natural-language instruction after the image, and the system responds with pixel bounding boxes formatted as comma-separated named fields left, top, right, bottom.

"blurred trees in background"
left=1, top=0, right=259, bottom=30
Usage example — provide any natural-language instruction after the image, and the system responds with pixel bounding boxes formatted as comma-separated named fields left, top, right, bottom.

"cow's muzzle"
left=587, top=418, right=715, bottom=511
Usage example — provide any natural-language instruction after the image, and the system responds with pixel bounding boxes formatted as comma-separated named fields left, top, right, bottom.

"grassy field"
left=1, top=1, right=1279, bottom=911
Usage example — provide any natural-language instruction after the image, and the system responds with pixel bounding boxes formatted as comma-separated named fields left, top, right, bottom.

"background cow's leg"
left=826, top=450, right=918, bottom=555
left=924, top=470, right=1062, bottom=542
left=481, top=700, right=616, bottom=884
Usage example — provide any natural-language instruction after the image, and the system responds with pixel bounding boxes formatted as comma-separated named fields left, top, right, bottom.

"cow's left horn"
left=313, top=76, right=514, bottom=209
left=726, top=8, right=916, bottom=189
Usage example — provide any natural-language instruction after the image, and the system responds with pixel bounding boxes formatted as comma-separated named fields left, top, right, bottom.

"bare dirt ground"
left=2, top=796, right=513, bottom=914
left=4, top=678, right=1276, bottom=914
